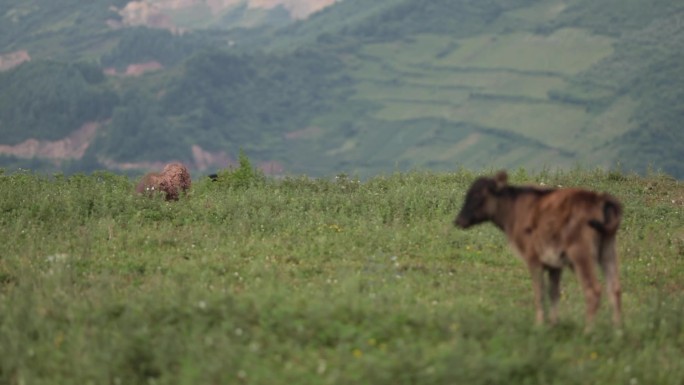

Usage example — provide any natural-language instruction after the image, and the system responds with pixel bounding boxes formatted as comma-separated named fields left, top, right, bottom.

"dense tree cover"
left=0, top=38, right=350, bottom=168
left=618, top=51, right=684, bottom=177
left=345, top=0, right=538, bottom=40
left=575, top=13, right=684, bottom=176
left=161, top=49, right=347, bottom=145
left=268, top=0, right=539, bottom=47
left=100, top=28, right=216, bottom=70
left=547, top=0, right=684, bottom=36
left=0, top=1, right=118, bottom=59
left=98, top=89, right=179, bottom=162
left=97, top=47, right=350, bottom=163
left=0, top=0, right=293, bottom=61
left=256, top=0, right=405, bottom=50
left=0, top=61, right=118, bottom=144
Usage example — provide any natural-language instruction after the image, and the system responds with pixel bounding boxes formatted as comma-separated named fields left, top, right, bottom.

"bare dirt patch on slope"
left=109, top=0, right=339, bottom=32
left=0, top=122, right=99, bottom=163
left=0, top=50, right=31, bottom=71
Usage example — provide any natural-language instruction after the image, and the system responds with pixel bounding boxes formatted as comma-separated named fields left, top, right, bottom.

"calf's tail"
left=588, top=194, right=622, bottom=236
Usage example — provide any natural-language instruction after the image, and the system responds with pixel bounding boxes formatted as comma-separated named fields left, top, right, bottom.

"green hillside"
left=279, top=0, right=684, bottom=177
left=0, top=0, right=683, bottom=178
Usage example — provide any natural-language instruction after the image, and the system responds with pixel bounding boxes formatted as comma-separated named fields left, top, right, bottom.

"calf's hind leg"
left=569, top=245, right=602, bottom=326
left=599, top=237, right=622, bottom=326
left=547, top=267, right=563, bottom=324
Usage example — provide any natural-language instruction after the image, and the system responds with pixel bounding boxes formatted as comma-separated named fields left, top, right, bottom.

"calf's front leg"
left=526, top=259, right=545, bottom=325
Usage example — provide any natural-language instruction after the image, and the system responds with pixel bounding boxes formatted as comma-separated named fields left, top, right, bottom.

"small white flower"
left=317, top=360, right=327, bottom=374
left=46, top=253, right=68, bottom=263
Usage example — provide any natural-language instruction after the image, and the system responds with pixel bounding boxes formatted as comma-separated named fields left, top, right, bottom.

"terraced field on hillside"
left=324, top=23, right=637, bottom=176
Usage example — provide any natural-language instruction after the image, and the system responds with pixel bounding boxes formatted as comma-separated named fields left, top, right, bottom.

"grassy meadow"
left=1, top=167, right=683, bottom=384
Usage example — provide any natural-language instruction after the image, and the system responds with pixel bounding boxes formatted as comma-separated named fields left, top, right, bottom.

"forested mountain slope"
left=0, top=0, right=682, bottom=178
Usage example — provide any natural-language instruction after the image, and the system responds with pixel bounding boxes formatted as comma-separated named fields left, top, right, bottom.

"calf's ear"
left=494, top=170, right=508, bottom=190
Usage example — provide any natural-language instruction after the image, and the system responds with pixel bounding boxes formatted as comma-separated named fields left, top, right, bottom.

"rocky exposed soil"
left=0, top=121, right=286, bottom=173
left=0, top=50, right=31, bottom=71
left=0, top=122, right=99, bottom=164
left=111, top=0, right=338, bottom=32
left=103, top=61, right=164, bottom=76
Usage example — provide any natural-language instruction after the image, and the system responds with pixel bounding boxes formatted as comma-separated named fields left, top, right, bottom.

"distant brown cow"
left=454, top=171, right=622, bottom=327
left=135, top=162, right=192, bottom=201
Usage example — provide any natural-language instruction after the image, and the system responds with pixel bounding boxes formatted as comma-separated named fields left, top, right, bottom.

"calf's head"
left=454, top=171, right=508, bottom=229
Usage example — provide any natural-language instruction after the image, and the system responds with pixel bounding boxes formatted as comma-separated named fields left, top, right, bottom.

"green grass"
left=353, top=82, right=471, bottom=105
left=372, top=99, right=461, bottom=121
left=1, top=168, right=683, bottom=384
left=358, top=29, right=614, bottom=75
left=449, top=98, right=590, bottom=146
left=505, top=0, right=569, bottom=23
left=360, top=34, right=458, bottom=65
left=436, top=29, right=615, bottom=75
left=408, top=70, right=569, bottom=99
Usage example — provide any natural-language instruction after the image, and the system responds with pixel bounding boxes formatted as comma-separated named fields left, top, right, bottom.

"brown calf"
left=454, top=171, right=622, bottom=327
left=135, top=162, right=192, bottom=201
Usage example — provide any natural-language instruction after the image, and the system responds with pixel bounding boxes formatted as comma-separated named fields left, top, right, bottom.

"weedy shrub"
left=213, top=149, right=266, bottom=189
